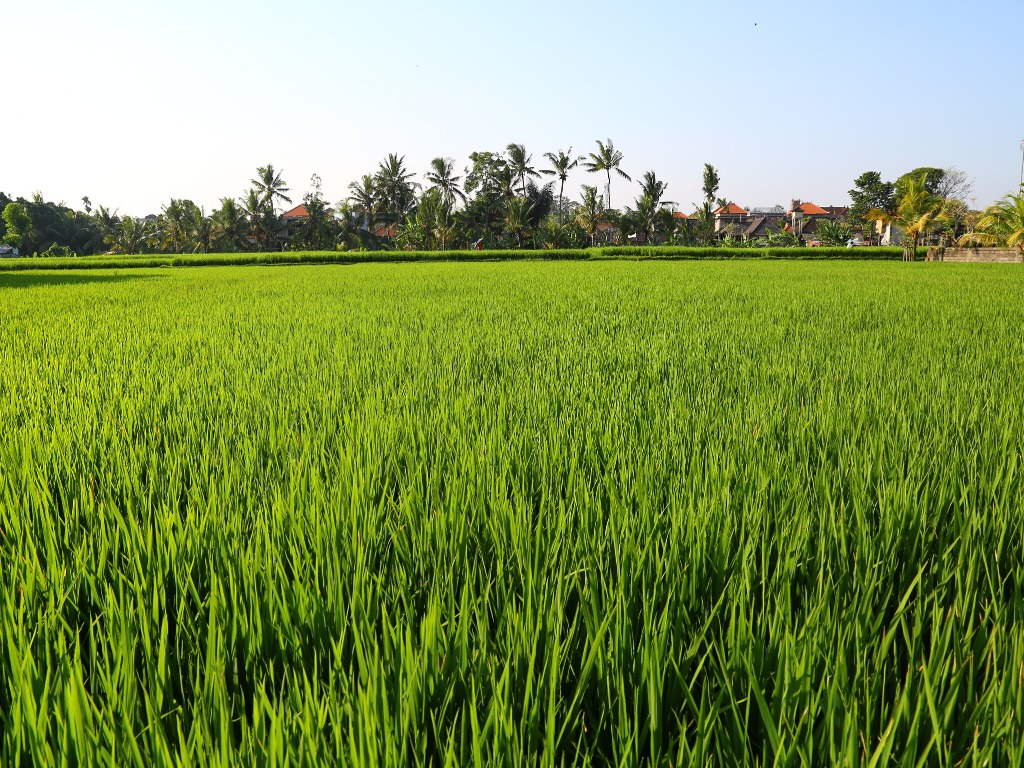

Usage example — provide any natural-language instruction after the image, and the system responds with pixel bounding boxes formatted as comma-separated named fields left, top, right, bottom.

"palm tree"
left=506, top=143, right=542, bottom=196
left=347, top=175, right=379, bottom=234
left=250, top=164, right=292, bottom=214
left=503, top=196, right=533, bottom=248
left=691, top=201, right=717, bottom=246
left=624, top=193, right=659, bottom=244
left=240, top=189, right=265, bottom=250
left=160, top=198, right=188, bottom=254
left=868, top=173, right=944, bottom=260
left=424, top=157, right=467, bottom=208
left=374, top=154, right=419, bottom=227
left=109, top=216, right=154, bottom=255
left=639, top=171, right=669, bottom=208
left=541, top=148, right=583, bottom=224
left=575, top=185, right=607, bottom=247
left=186, top=204, right=215, bottom=254
left=494, top=164, right=517, bottom=203
left=702, top=164, right=721, bottom=204
left=958, top=193, right=1024, bottom=255
left=583, top=138, right=631, bottom=212
left=213, top=197, right=250, bottom=252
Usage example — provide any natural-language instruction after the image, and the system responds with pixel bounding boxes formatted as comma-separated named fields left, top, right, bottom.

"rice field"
left=1, top=261, right=1023, bottom=766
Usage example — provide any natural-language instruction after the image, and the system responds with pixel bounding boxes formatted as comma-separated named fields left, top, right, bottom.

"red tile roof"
left=673, top=211, right=689, bottom=219
left=281, top=204, right=309, bottom=218
left=796, top=202, right=828, bottom=215
left=714, top=203, right=747, bottom=215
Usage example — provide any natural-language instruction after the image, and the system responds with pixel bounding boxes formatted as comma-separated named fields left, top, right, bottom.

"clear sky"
left=5, top=0, right=1023, bottom=215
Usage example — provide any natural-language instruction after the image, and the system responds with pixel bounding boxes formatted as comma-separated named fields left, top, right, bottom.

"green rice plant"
left=0, top=261, right=1022, bottom=765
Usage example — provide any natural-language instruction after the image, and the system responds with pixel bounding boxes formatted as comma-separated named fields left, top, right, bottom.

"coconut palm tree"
left=424, top=157, right=467, bottom=208
left=506, top=143, right=542, bottom=196
left=868, top=173, right=944, bottom=260
left=250, top=164, right=292, bottom=214
left=213, top=197, right=250, bottom=252
left=160, top=198, right=188, bottom=254
left=575, top=185, right=607, bottom=247
left=374, top=154, right=419, bottom=227
left=239, top=189, right=266, bottom=250
left=624, top=193, right=660, bottom=244
left=702, top=164, right=721, bottom=204
left=186, top=204, right=215, bottom=254
left=347, top=175, right=379, bottom=234
left=503, top=195, right=533, bottom=248
left=583, top=138, right=631, bottom=212
left=639, top=171, right=669, bottom=208
left=958, top=193, right=1024, bottom=255
left=541, top=148, right=583, bottom=224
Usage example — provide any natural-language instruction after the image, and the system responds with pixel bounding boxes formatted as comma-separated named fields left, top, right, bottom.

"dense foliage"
left=2, top=262, right=1023, bottom=765
left=2, top=149, right=986, bottom=258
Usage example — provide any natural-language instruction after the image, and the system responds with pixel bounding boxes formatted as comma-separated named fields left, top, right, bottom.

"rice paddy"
left=1, top=261, right=1022, bottom=765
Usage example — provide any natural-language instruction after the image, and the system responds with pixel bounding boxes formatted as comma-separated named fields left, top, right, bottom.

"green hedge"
left=0, top=246, right=913, bottom=272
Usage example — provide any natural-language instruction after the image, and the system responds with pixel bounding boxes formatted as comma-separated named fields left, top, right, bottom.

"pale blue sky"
left=6, top=0, right=1023, bottom=215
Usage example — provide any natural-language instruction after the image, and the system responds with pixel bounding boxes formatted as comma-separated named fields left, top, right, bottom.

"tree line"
left=3, top=140, right=1021, bottom=257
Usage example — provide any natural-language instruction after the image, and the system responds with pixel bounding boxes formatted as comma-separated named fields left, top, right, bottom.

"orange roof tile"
left=714, top=203, right=747, bottom=215
left=673, top=211, right=689, bottom=219
left=796, top=202, right=828, bottom=215
left=281, top=204, right=309, bottom=218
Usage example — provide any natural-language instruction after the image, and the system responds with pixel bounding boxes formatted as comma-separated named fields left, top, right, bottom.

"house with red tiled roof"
left=374, top=224, right=399, bottom=239
left=713, top=203, right=748, bottom=236
left=713, top=203, right=747, bottom=216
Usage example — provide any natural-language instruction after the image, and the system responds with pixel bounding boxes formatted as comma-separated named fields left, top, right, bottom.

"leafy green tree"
left=816, top=218, right=855, bottom=246
left=583, top=139, right=630, bottom=212
left=463, top=151, right=508, bottom=198
left=540, top=148, right=582, bottom=224
left=896, top=167, right=945, bottom=198
left=702, top=164, right=720, bottom=204
left=1, top=202, right=31, bottom=249
left=848, top=171, right=896, bottom=227
left=506, top=144, right=541, bottom=196
left=958, top=193, right=1024, bottom=255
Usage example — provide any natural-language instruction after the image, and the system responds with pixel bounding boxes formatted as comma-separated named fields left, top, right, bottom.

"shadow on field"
left=0, top=273, right=163, bottom=289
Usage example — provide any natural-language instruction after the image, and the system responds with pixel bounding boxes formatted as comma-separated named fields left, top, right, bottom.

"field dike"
left=0, top=245, right=914, bottom=271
